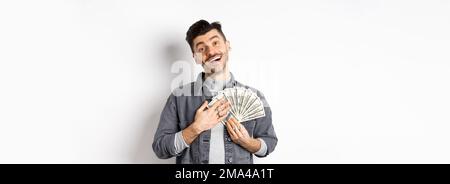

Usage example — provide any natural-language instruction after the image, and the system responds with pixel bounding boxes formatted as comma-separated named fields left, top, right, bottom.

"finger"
left=229, top=118, right=243, bottom=136
left=235, top=124, right=245, bottom=137
left=229, top=117, right=238, bottom=127
left=218, top=114, right=228, bottom=122
left=197, top=101, right=209, bottom=112
left=225, top=120, right=233, bottom=130
left=225, top=122, right=234, bottom=136
left=218, top=100, right=230, bottom=110
left=218, top=110, right=229, bottom=118
left=226, top=119, right=237, bottom=137
left=218, top=108, right=231, bottom=122
left=218, top=105, right=231, bottom=116
left=219, top=98, right=227, bottom=105
left=227, top=125, right=238, bottom=139
left=220, top=98, right=228, bottom=104
left=219, top=99, right=230, bottom=110
left=239, top=124, right=245, bottom=131
left=209, top=98, right=224, bottom=113
left=229, top=119, right=241, bottom=134
left=238, top=124, right=249, bottom=136
left=230, top=117, right=238, bottom=123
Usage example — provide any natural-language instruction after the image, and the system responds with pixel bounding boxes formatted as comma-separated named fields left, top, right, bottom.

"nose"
left=206, top=45, right=219, bottom=57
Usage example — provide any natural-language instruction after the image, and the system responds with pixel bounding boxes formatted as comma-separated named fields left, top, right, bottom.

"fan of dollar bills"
left=208, top=87, right=265, bottom=123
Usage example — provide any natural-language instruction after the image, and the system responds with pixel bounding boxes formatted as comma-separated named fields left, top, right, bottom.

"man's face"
left=192, top=29, right=230, bottom=74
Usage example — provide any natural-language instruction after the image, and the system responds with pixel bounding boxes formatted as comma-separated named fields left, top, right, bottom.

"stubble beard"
left=204, top=54, right=228, bottom=75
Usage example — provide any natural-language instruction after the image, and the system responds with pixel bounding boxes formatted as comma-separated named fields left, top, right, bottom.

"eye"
left=213, top=41, right=220, bottom=46
left=197, top=47, right=205, bottom=52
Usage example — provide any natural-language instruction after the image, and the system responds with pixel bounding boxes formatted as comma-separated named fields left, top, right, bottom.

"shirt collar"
left=194, top=72, right=236, bottom=96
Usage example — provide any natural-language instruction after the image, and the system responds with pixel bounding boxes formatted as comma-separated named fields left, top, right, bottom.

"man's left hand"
left=226, top=118, right=261, bottom=153
left=226, top=117, right=250, bottom=145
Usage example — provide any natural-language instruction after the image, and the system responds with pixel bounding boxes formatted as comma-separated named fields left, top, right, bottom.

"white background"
left=0, top=0, right=449, bottom=163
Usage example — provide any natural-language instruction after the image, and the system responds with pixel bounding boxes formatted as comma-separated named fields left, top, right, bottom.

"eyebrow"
left=195, top=35, right=220, bottom=49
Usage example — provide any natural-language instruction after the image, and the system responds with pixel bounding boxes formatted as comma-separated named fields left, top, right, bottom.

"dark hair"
left=186, top=20, right=227, bottom=53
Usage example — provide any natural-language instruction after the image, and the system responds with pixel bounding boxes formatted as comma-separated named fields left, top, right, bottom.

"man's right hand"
left=193, top=99, right=230, bottom=132
left=182, top=99, right=230, bottom=145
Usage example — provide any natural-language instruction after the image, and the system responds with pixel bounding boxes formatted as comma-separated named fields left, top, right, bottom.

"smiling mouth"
left=206, top=55, right=222, bottom=63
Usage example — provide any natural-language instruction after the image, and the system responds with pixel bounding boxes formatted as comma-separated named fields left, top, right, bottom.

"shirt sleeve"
left=254, top=138, right=268, bottom=156
left=252, top=90, right=278, bottom=158
left=152, top=94, right=180, bottom=159
left=174, top=131, right=190, bottom=154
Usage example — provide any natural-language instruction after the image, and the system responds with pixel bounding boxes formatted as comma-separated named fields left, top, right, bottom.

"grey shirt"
left=153, top=72, right=277, bottom=164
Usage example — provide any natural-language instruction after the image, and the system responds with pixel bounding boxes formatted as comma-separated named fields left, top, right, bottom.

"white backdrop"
left=1, top=0, right=449, bottom=163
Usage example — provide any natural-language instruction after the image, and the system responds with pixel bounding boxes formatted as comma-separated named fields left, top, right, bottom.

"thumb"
left=197, top=101, right=209, bottom=112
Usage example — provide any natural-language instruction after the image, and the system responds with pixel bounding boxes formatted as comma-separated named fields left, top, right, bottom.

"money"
left=208, top=87, right=266, bottom=123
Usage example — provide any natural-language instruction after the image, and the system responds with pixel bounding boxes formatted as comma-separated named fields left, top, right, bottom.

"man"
left=152, top=20, right=277, bottom=164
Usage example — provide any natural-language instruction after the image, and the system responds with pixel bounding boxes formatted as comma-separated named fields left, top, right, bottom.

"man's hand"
left=182, top=99, right=230, bottom=145
left=226, top=117, right=261, bottom=153
left=193, top=99, right=230, bottom=132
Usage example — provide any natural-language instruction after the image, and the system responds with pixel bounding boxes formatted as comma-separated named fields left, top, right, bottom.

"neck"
left=204, top=67, right=230, bottom=81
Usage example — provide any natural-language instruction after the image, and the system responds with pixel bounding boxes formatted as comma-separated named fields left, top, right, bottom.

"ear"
left=226, top=40, right=231, bottom=50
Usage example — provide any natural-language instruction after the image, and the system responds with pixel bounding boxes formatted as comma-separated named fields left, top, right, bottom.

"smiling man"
left=152, top=20, right=277, bottom=164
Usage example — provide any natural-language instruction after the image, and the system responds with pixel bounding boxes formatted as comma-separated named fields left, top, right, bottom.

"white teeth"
left=208, top=55, right=221, bottom=62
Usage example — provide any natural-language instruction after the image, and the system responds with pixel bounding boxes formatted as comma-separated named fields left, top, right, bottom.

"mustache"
left=205, top=54, right=222, bottom=63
